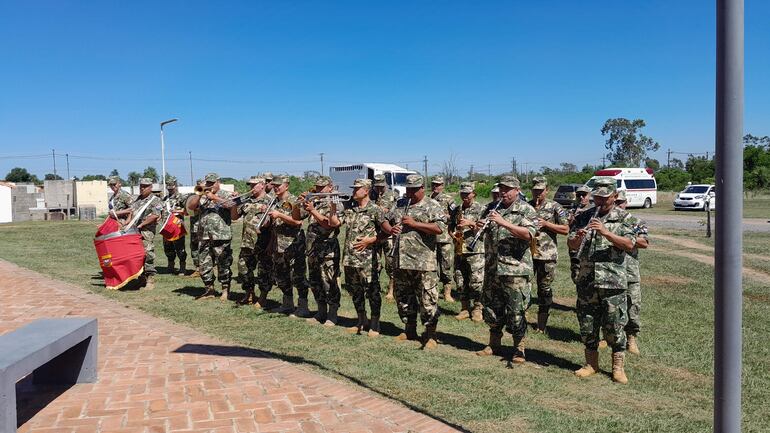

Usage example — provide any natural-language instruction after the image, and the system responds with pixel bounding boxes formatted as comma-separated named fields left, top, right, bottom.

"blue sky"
left=1, top=1, right=768, bottom=183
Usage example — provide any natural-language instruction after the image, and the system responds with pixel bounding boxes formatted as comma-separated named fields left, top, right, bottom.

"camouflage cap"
left=165, top=176, right=177, bottom=186
left=532, top=176, right=547, bottom=190
left=314, top=176, right=331, bottom=187
left=431, top=176, right=445, bottom=185
left=459, top=181, right=475, bottom=194
left=350, top=178, right=372, bottom=188
left=576, top=185, right=592, bottom=194
left=405, top=174, right=424, bottom=188
left=204, top=172, right=220, bottom=182
left=615, top=190, right=627, bottom=202
left=497, top=175, right=521, bottom=188
left=247, top=176, right=265, bottom=185
left=373, top=174, right=387, bottom=187
left=139, top=177, right=153, bottom=186
left=592, top=177, right=617, bottom=197
left=107, top=175, right=121, bottom=185
left=271, top=175, right=289, bottom=185
left=196, top=178, right=205, bottom=186
left=262, top=172, right=274, bottom=181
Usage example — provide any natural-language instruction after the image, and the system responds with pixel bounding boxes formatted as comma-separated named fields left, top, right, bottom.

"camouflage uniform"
left=237, top=193, right=272, bottom=294
left=624, top=213, right=648, bottom=337
left=528, top=194, right=569, bottom=316
left=430, top=186, right=455, bottom=287
left=300, top=198, right=341, bottom=312
left=110, top=188, right=134, bottom=214
left=162, top=189, right=188, bottom=268
left=131, top=192, right=163, bottom=276
left=198, top=189, right=234, bottom=286
left=269, top=192, right=308, bottom=301
left=381, top=194, right=447, bottom=329
left=256, top=190, right=276, bottom=293
left=481, top=198, right=537, bottom=346
left=375, top=186, right=398, bottom=280
left=568, top=202, right=593, bottom=283
left=452, top=200, right=486, bottom=306
left=569, top=206, right=636, bottom=352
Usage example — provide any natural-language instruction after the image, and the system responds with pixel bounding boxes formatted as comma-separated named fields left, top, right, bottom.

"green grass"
left=1, top=221, right=769, bottom=432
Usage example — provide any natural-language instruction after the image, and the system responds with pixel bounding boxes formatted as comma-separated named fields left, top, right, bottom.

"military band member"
left=188, top=179, right=204, bottom=278
left=476, top=176, right=537, bottom=364
left=107, top=176, right=133, bottom=225
left=528, top=176, right=569, bottom=334
left=568, top=185, right=592, bottom=283
left=117, top=178, right=163, bottom=289
left=380, top=174, right=447, bottom=349
left=329, top=178, right=385, bottom=335
left=568, top=177, right=636, bottom=384
left=373, top=174, right=397, bottom=301
left=162, top=176, right=188, bottom=275
left=430, top=176, right=456, bottom=303
left=187, top=172, right=236, bottom=300
left=266, top=175, right=310, bottom=316
left=452, top=182, right=486, bottom=322
left=259, top=172, right=277, bottom=290
left=233, top=176, right=270, bottom=306
left=615, top=190, right=649, bottom=356
left=297, top=176, right=341, bottom=325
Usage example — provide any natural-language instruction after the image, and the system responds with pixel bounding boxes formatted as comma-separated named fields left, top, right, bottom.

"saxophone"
left=452, top=205, right=465, bottom=256
left=530, top=217, right=540, bottom=257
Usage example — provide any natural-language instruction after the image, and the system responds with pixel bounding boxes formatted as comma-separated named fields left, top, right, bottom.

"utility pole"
left=188, top=151, right=194, bottom=185
left=320, top=153, right=325, bottom=175
left=601, top=156, right=606, bottom=168
left=423, top=155, right=428, bottom=184
left=65, top=153, right=70, bottom=180
left=667, top=148, right=672, bottom=168
left=52, top=149, right=57, bottom=177
left=511, top=157, right=516, bottom=175
left=469, top=164, right=474, bottom=181
left=488, top=163, right=491, bottom=176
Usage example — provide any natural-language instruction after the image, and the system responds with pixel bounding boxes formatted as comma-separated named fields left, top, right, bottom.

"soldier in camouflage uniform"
left=125, top=178, right=163, bottom=289
left=568, top=177, right=636, bottom=384
left=475, top=176, right=537, bottom=365
left=372, top=174, right=397, bottom=301
left=528, top=176, right=570, bottom=334
left=452, top=182, right=486, bottom=322
left=257, top=172, right=276, bottom=291
left=330, top=178, right=385, bottom=335
left=615, top=191, right=649, bottom=356
left=187, top=179, right=204, bottom=278
left=568, top=185, right=592, bottom=284
left=162, top=176, right=188, bottom=275
left=266, top=175, right=310, bottom=316
left=187, top=173, right=236, bottom=301
left=379, top=174, right=447, bottom=349
left=297, top=176, right=341, bottom=325
left=107, top=176, right=133, bottom=225
left=234, top=176, right=271, bottom=306
left=430, top=176, right=456, bottom=302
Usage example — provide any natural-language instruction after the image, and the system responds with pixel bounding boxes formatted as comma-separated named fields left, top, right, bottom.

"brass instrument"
left=452, top=205, right=465, bottom=256
left=467, top=200, right=502, bottom=252
left=389, top=198, right=411, bottom=258
left=195, top=185, right=213, bottom=196
left=530, top=218, right=540, bottom=257
left=254, top=195, right=278, bottom=234
left=303, top=192, right=350, bottom=204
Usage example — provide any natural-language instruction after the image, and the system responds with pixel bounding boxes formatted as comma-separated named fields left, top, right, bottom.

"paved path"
left=0, top=260, right=461, bottom=433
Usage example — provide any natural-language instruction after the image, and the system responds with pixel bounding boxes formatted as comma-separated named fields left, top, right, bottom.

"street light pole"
left=160, top=118, right=179, bottom=198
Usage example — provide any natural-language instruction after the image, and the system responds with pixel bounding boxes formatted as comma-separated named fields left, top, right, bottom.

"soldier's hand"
left=390, top=223, right=403, bottom=235
left=459, top=217, right=474, bottom=228
left=353, top=236, right=375, bottom=252
left=575, top=228, right=588, bottom=239
left=205, top=191, right=218, bottom=201
left=303, top=200, right=315, bottom=212
left=587, top=218, right=607, bottom=235
left=488, top=211, right=504, bottom=224
left=268, top=210, right=281, bottom=219
left=401, top=215, right=416, bottom=227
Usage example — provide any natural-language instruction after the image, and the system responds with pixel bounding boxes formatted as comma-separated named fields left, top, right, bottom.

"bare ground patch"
left=649, top=244, right=770, bottom=285
left=646, top=275, right=697, bottom=286
left=656, top=233, right=770, bottom=262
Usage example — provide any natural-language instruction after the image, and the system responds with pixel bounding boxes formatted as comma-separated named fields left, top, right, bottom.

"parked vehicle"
left=585, top=168, right=657, bottom=208
left=674, top=184, right=716, bottom=211
left=329, top=163, right=417, bottom=198
left=553, top=183, right=585, bottom=206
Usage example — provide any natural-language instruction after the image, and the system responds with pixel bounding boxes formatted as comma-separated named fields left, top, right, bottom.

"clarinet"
left=467, top=200, right=503, bottom=252
left=388, top=198, right=412, bottom=258
left=575, top=206, right=601, bottom=257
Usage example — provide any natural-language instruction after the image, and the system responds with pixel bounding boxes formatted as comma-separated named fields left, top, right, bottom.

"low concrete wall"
left=74, top=181, right=109, bottom=215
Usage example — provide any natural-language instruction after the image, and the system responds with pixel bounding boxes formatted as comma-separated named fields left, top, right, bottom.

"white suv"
left=673, top=184, right=716, bottom=211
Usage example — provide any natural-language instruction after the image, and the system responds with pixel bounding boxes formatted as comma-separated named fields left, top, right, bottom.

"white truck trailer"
left=329, top=163, right=417, bottom=198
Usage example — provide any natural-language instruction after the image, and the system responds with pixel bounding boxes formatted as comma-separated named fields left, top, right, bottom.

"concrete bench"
left=0, top=318, right=97, bottom=432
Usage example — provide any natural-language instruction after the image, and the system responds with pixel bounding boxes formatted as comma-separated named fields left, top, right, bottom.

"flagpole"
left=160, top=118, right=179, bottom=198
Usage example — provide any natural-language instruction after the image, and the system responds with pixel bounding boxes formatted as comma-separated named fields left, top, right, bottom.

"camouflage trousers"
left=345, top=266, right=381, bottom=317
left=533, top=259, right=557, bottom=309
left=569, top=253, right=579, bottom=284
left=272, top=249, right=308, bottom=299
left=140, top=229, right=157, bottom=276
left=190, top=233, right=200, bottom=268
left=436, top=242, right=453, bottom=285
left=199, top=239, right=233, bottom=286
left=163, top=237, right=187, bottom=263
left=481, top=274, right=531, bottom=339
left=394, top=269, right=440, bottom=327
left=255, top=242, right=273, bottom=293
left=308, top=255, right=341, bottom=307
left=237, top=247, right=257, bottom=291
left=625, top=281, right=641, bottom=336
left=378, top=239, right=395, bottom=279
left=576, top=284, right=628, bottom=352
left=454, top=253, right=484, bottom=304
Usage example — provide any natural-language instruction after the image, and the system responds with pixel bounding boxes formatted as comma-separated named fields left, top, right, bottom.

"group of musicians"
left=108, top=171, right=648, bottom=383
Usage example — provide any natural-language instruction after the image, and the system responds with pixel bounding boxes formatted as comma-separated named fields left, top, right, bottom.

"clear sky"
left=1, top=1, right=768, bottom=183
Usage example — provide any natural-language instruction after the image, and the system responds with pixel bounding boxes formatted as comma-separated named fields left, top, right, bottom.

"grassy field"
left=1, top=220, right=769, bottom=433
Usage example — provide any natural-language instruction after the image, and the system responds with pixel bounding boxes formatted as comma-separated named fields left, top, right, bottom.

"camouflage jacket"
left=341, top=200, right=383, bottom=272
left=300, top=201, right=340, bottom=259
left=380, top=197, right=447, bottom=272
left=486, top=200, right=537, bottom=277
left=269, top=193, right=305, bottom=254
left=198, top=190, right=234, bottom=241
left=238, top=194, right=272, bottom=250
left=163, top=191, right=188, bottom=218
left=569, top=206, right=636, bottom=290
left=375, top=189, right=397, bottom=211
left=528, top=198, right=569, bottom=261
left=451, top=201, right=486, bottom=255
left=110, top=189, right=134, bottom=212
left=431, top=191, right=455, bottom=243
left=624, top=212, right=648, bottom=283
left=131, top=194, right=163, bottom=233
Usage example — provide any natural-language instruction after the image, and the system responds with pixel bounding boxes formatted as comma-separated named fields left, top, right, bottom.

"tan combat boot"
left=238, top=288, right=255, bottom=305
left=476, top=330, right=503, bottom=356
left=292, top=298, right=312, bottom=318
left=443, top=282, right=456, bottom=303
left=195, top=284, right=217, bottom=300
left=455, top=300, right=470, bottom=320
left=627, top=334, right=640, bottom=355
left=470, top=303, right=484, bottom=322
left=254, top=291, right=268, bottom=309
left=395, top=320, right=418, bottom=341
left=347, top=311, right=368, bottom=334
left=422, top=325, right=438, bottom=350
left=220, top=284, right=230, bottom=301
left=574, top=349, right=600, bottom=378
left=512, top=336, right=526, bottom=364
left=598, top=340, right=608, bottom=349
left=385, top=279, right=395, bottom=302
left=611, top=352, right=629, bottom=384
left=144, top=275, right=155, bottom=290
left=189, top=268, right=201, bottom=278
left=367, top=315, right=380, bottom=337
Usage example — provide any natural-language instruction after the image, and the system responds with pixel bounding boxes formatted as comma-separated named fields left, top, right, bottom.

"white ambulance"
left=585, top=168, right=658, bottom=208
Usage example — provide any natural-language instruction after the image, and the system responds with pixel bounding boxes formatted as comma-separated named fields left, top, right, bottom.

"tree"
left=670, top=158, right=685, bottom=170
left=560, top=162, right=577, bottom=173
left=685, top=155, right=715, bottom=183
left=44, top=173, right=63, bottom=180
left=5, top=167, right=39, bottom=183
left=127, top=171, right=141, bottom=185
left=601, top=118, right=660, bottom=166
left=142, top=166, right=159, bottom=182
left=81, top=174, right=108, bottom=181
left=644, top=158, right=660, bottom=171
left=440, top=153, right=459, bottom=184
left=743, top=134, right=770, bottom=147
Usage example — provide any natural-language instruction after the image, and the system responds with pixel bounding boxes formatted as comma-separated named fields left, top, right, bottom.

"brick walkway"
left=0, top=260, right=461, bottom=433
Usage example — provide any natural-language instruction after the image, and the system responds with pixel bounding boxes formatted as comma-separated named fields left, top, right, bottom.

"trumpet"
left=195, top=185, right=213, bottom=196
